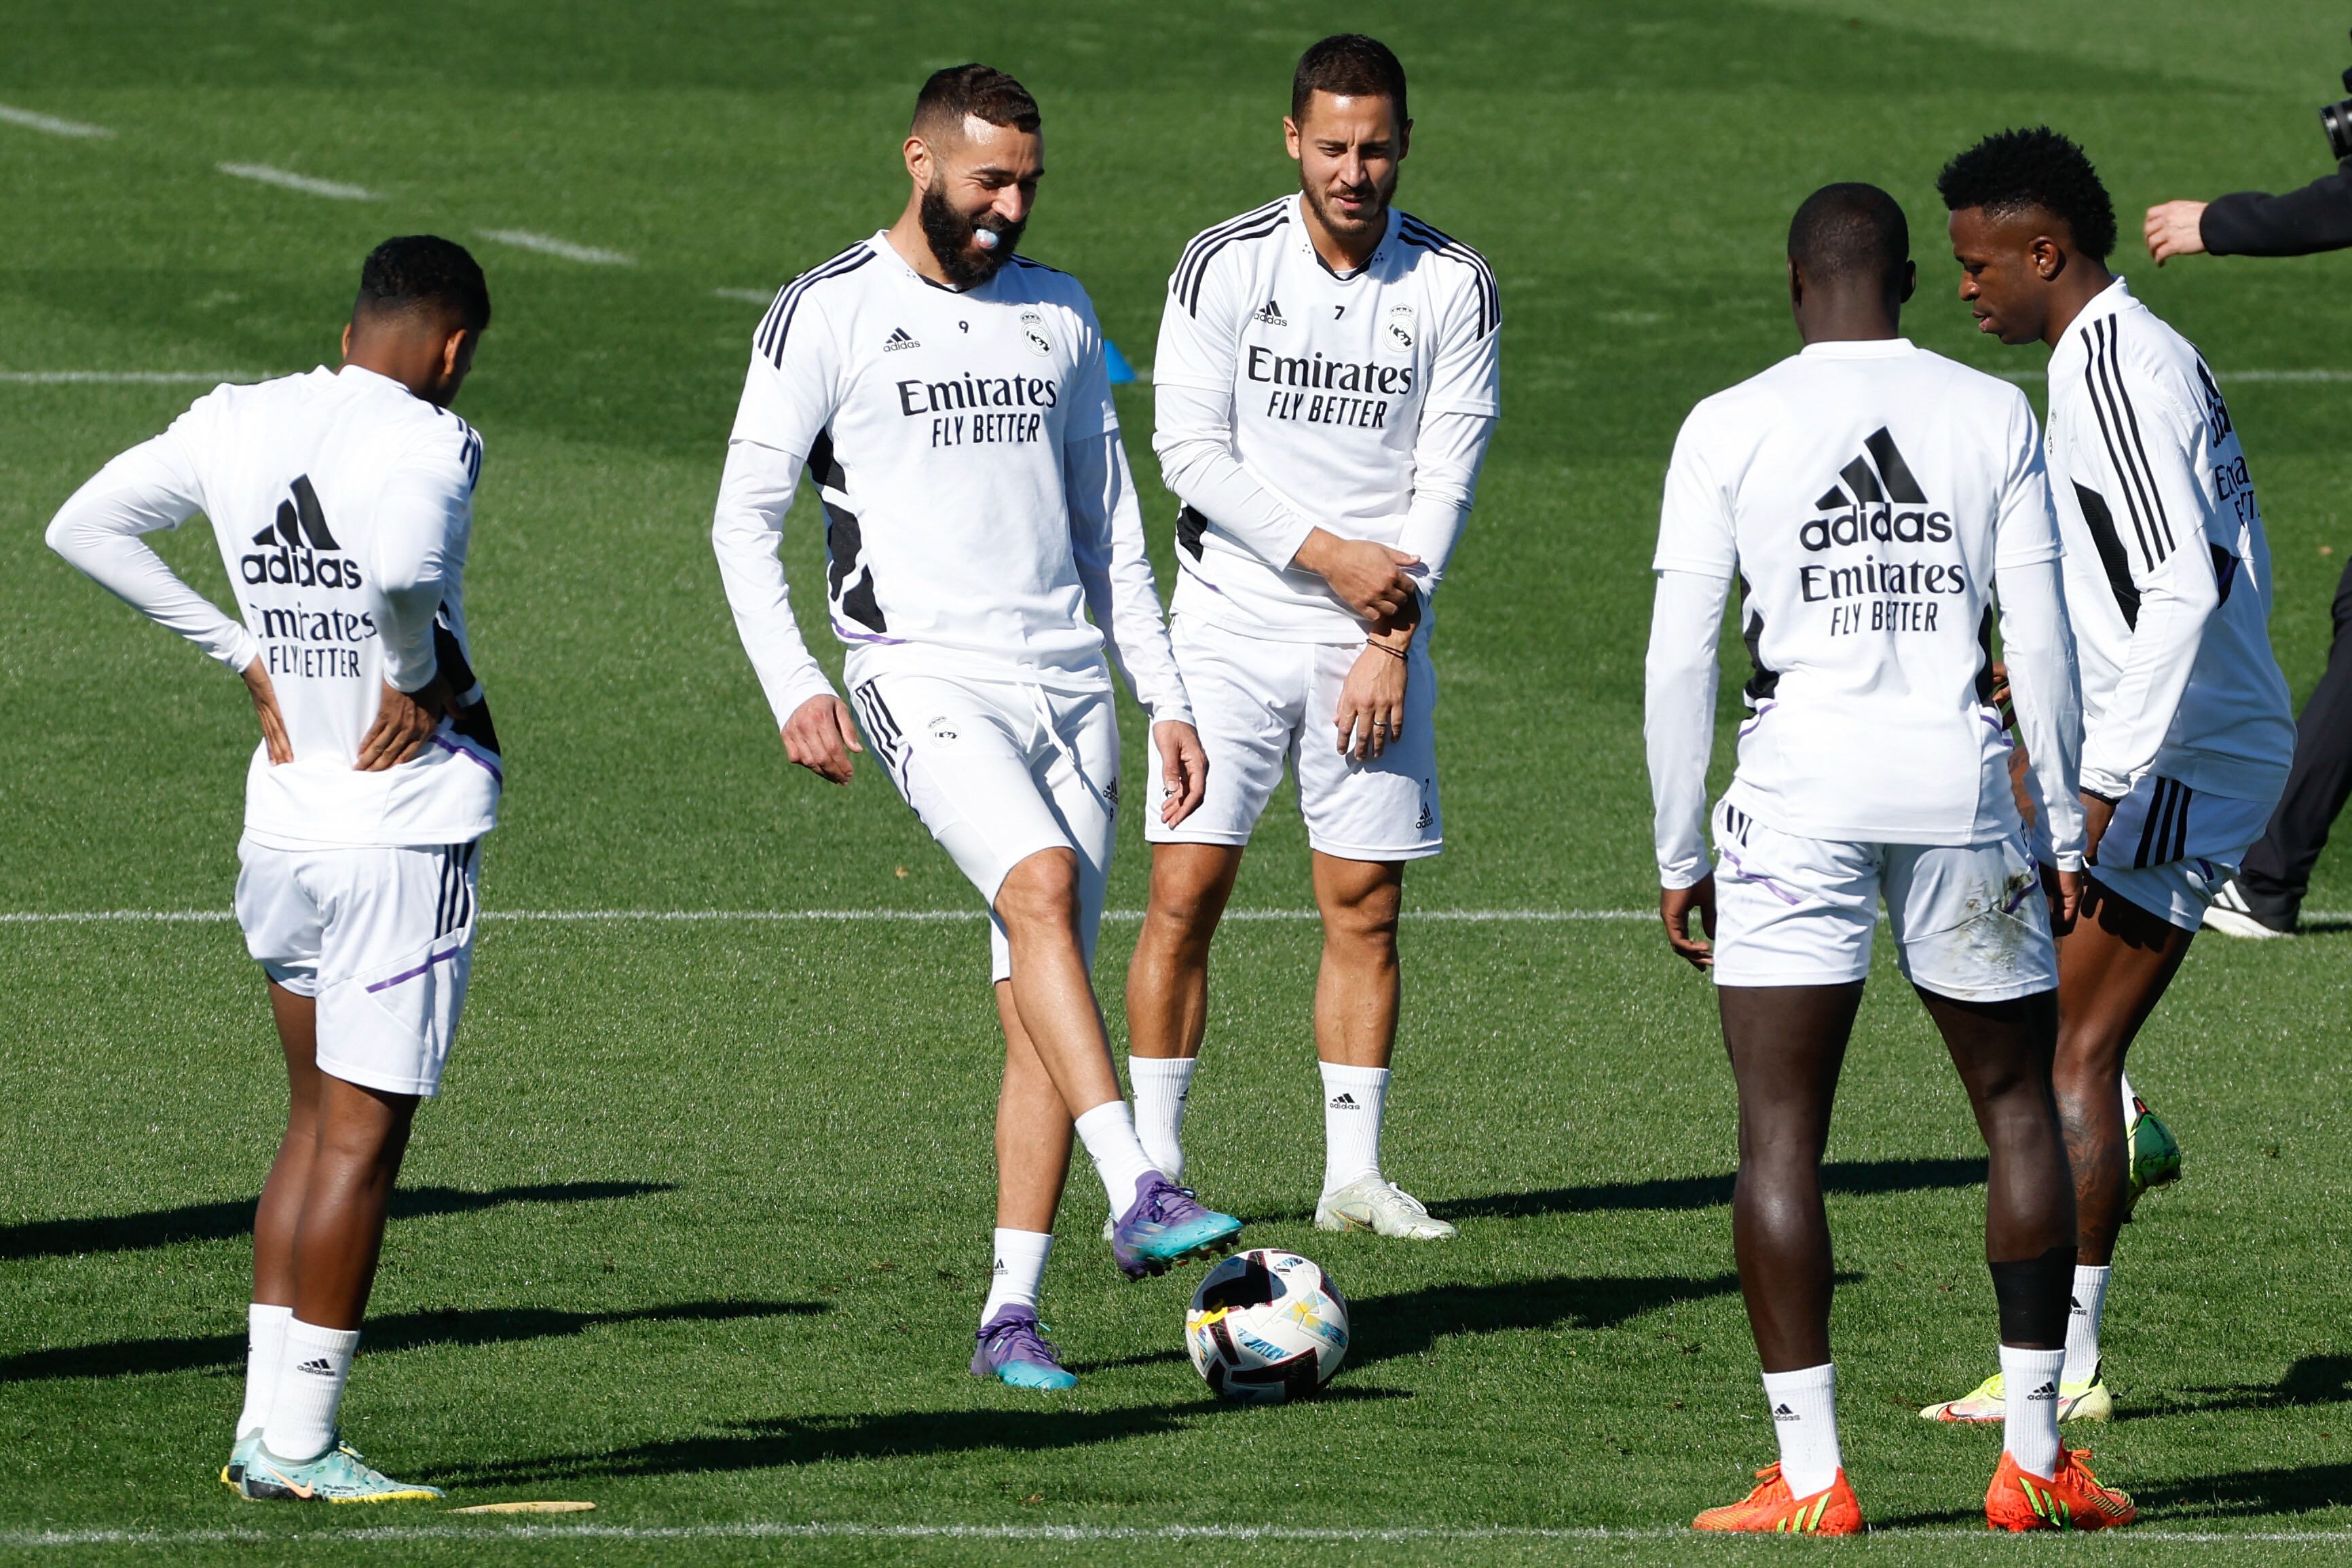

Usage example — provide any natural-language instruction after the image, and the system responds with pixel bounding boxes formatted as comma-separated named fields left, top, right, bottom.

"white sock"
left=1128, top=1056, right=1196, bottom=1184
left=1760, top=1363, right=1841, bottom=1497
left=1073, top=1100, right=1160, bottom=1213
left=2064, top=1265, right=2111, bottom=1385
left=980, top=1228, right=1052, bottom=1325
left=236, top=1303, right=293, bottom=1438
left=2119, top=1070, right=2140, bottom=1122
left=1320, top=1062, right=1389, bottom=1194
left=2000, top=1343, right=2066, bottom=1480
left=261, top=1319, right=361, bottom=1463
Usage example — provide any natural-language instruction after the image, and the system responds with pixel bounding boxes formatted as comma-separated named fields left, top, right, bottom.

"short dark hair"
left=912, top=63, right=1041, bottom=138
left=1789, top=183, right=1909, bottom=288
left=1291, top=34, right=1407, bottom=127
left=1937, top=126, right=2116, bottom=261
left=355, top=235, right=490, bottom=333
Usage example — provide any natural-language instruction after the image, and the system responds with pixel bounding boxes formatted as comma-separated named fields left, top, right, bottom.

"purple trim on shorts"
left=1717, top=845, right=1802, bottom=906
left=2000, top=878, right=2034, bottom=915
left=1736, top=701, right=1776, bottom=741
left=364, top=942, right=464, bottom=992
left=430, top=732, right=503, bottom=787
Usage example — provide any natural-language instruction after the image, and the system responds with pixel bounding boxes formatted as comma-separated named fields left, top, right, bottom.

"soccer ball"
left=1184, top=1248, right=1349, bottom=1403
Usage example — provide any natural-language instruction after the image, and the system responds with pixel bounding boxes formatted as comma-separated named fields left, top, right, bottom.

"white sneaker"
left=1313, top=1176, right=1458, bottom=1239
left=2203, top=879, right=2290, bottom=939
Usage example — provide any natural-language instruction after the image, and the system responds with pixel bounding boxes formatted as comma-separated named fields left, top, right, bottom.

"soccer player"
left=1123, top=34, right=1499, bottom=1239
left=46, top=236, right=500, bottom=1503
left=1648, top=184, right=2135, bottom=1533
left=1924, top=128, right=2295, bottom=1426
left=711, top=64, right=1242, bottom=1392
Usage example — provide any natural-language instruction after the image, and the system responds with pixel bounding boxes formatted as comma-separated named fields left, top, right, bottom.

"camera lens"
left=2326, top=97, right=2352, bottom=162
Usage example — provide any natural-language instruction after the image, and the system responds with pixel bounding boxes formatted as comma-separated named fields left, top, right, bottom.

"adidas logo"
left=295, top=1356, right=337, bottom=1377
left=239, top=474, right=362, bottom=589
left=992, top=1258, right=1007, bottom=1275
left=884, top=326, right=920, bottom=352
left=1772, top=1402, right=1798, bottom=1421
left=1253, top=298, right=1287, bottom=326
left=1328, top=1092, right=1359, bottom=1110
left=1800, top=426, right=1952, bottom=552
left=2027, top=1380, right=2058, bottom=1401
left=2070, top=1296, right=2085, bottom=1313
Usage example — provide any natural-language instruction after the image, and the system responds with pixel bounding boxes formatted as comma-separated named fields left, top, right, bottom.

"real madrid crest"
left=1020, top=309, right=1053, bottom=358
left=1382, top=303, right=1417, bottom=356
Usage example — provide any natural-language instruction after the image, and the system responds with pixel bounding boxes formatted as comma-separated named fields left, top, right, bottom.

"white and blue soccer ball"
left=1184, top=1248, right=1349, bottom=1403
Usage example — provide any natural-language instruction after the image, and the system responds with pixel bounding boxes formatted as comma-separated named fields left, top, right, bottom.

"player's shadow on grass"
left=1071, top=1271, right=1751, bottom=1376
left=437, top=1386, right=1413, bottom=1488
left=0, top=1298, right=819, bottom=1383
left=0, top=1180, right=674, bottom=1263
left=1879, top=1455, right=2352, bottom=1529
left=2116, top=1354, right=2352, bottom=1421
left=1430, top=1157, right=1986, bottom=1224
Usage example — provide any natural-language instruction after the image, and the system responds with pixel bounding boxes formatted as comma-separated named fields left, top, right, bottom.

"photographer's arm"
left=2148, top=163, right=2352, bottom=262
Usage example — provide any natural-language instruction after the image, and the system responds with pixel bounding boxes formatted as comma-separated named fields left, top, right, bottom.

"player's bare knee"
left=994, top=849, right=1082, bottom=939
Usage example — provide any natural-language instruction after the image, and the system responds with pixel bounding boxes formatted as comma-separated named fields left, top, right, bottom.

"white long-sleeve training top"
left=1151, top=194, right=1501, bottom=642
left=2044, top=277, right=2294, bottom=805
left=1645, top=337, right=2085, bottom=889
left=712, top=234, right=1191, bottom=728
left=45, top=365, right=500, bottom=850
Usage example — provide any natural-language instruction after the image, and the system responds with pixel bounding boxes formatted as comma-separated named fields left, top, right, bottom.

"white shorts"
left=850, top=672, right=1117, bottom=984
left=234, top=836, right=481, bottom=1098
left=1144, top=615, right=1440, bottom=862
left=2091, top=774, right=2271, bottom=932
left=1711, top=803, right=2057, bottom=1002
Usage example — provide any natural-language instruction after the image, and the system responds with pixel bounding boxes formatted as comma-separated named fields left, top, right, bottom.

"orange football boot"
left=1692, top=1462, right=1864, bottom=1534
left=1985, top=1446, right=2136, bottom=1531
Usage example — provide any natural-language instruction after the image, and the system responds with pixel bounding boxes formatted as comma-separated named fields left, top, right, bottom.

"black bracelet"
left=1365, top=641, right=1406, bottom=661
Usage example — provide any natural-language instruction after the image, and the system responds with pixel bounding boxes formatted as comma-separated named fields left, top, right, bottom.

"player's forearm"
left=1392, top=410, right=1495, bottom=586
left=1994, top=557, right=2088, bottom=867
left=712, top=438, right=836, bottom=724
left=2079, top=557, right=2218, bottom=796
left=1068, top=433, right=1193, bottom=726
left=1151, top=382, right=1316, bottom=570
left=47, top=455, right=256, bottom=671
left=1645, top=569, right=1730, bottom=889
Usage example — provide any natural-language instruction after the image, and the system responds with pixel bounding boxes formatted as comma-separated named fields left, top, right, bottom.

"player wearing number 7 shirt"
left=1124, top=35, right=1501, bottom=1241
left=711, top=64, right=1242, bottom=1394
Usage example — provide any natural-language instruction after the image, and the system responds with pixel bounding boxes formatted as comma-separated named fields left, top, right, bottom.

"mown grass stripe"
left=5, top=1520, right=2351, bottom=1546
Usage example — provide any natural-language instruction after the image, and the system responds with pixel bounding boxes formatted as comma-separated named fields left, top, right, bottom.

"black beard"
left=920, top=185, right=1022, bottom=288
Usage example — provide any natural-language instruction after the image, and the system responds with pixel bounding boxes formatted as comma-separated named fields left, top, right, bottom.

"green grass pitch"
left=7, top=1, right=2352, bottom=1561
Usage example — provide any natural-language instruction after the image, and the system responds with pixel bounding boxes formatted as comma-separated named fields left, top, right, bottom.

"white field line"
left=0, top=371, right=267, bottom=386
left=0, top=102, right=111, bottom=138
left=6, top=1520, right=2352, bottom=1547
left=217, top=162, right=375, bottom=201
left=477, top=228, right=634, bottom=266
left=713, top=286, right=775, bottom=303
left=0, top=908, right=1653, bottom=925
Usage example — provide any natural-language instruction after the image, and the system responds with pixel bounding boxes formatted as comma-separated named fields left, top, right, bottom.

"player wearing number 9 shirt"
left=711, top=64, right=1242, bottom=1394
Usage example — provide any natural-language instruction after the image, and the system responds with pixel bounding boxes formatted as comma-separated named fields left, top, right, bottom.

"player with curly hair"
left=1927, top=128, right=2292, bottom=1514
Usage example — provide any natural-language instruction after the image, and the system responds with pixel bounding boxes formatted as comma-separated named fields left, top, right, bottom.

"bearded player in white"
left=47, top=237, right=500, bottom=1504
left=1124, top=35, right=1500, bottom=1240
left=713, top=64, right=1242, bottom=1393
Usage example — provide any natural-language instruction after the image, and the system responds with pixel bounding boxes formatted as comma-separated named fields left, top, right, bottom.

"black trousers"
left=2241, top=555, right=2352, bottom=922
